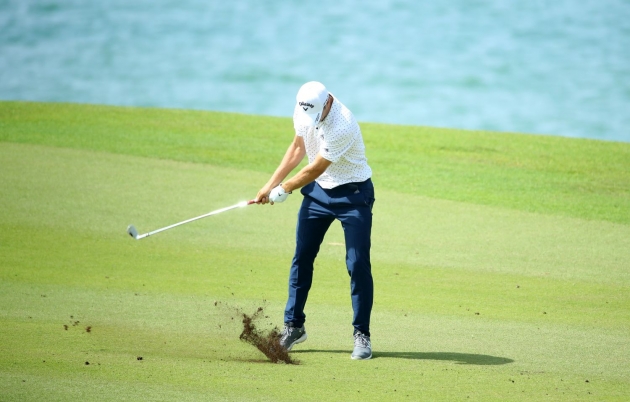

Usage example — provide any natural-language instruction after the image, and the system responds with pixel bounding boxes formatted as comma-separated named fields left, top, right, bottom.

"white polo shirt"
left=293, top=95, right=372, bottom=189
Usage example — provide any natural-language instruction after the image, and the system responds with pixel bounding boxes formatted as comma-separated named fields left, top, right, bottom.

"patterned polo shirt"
left=292, top=95, right=372, bottom=189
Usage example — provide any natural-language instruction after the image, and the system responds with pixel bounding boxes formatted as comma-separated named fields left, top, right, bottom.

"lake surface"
left=1, top=0, right=629, bottom=142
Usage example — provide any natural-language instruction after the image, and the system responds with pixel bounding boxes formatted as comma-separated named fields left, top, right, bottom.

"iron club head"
left=127, top=225, right=139, bottom=240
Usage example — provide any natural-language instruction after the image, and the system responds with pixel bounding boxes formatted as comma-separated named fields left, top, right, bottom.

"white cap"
left=295, top=81, right=329, bottom=126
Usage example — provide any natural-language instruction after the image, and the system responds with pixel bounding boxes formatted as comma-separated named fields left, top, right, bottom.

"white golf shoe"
left=351, top=330, right=372, bottom=360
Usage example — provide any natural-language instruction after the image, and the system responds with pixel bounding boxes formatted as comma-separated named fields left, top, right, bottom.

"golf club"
left=127, top=200, right=256, bottom=240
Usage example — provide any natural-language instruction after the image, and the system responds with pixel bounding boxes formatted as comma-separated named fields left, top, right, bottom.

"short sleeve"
left=294, top=125, right=310, bottom=137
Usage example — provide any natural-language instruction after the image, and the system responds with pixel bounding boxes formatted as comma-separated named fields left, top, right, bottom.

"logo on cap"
left=299, top=102, right=314, bottom=111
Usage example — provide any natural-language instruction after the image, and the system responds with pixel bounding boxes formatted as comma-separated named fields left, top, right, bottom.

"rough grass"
left=1, top=101, right=628, bottom=224
left=0, top=102, right=629, bottom=401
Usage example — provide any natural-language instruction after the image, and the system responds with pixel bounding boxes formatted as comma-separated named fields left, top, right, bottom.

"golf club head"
left=127, top=225, right=139, bottom=240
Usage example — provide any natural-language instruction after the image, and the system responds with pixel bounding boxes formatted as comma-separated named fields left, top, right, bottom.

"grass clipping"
left=218, top=303, right=298, bottom=365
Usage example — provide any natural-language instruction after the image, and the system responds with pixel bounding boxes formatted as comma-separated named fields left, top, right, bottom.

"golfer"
left=255, top=81, right=375, bottom=360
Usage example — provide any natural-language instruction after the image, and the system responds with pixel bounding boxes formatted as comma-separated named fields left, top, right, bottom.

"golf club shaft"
left=139, top=200, right=255, bottom=239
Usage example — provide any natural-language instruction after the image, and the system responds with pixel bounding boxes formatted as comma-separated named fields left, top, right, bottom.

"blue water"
left=1, top=0, right=629, bottom=142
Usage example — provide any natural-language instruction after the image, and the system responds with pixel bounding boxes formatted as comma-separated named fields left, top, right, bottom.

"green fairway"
left=1, top=101, right=629, bottom=401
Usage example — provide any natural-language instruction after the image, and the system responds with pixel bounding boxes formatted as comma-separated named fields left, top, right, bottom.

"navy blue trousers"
left=284, top=179, right=375, bottom=336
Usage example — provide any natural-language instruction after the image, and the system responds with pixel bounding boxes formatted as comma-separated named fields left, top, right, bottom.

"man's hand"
left=255, top=186, right=272, bottom=204
left=269, top=184, right=291, bottom=204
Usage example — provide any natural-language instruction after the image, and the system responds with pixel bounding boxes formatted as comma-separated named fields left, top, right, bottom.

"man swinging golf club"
left=255, top=81, right=375, bottom=360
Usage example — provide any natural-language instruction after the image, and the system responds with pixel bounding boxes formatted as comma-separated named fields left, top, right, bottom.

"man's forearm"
left=282, top=155, right=332, bottom=193
left=265, top=141, right=305, bottom=188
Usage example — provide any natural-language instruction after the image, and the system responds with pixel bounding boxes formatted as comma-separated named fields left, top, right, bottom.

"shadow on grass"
left=292, top=350, right=514, bottom=365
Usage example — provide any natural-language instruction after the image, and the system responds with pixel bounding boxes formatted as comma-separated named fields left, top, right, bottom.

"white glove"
left=269, top=184, right=291, bottom=203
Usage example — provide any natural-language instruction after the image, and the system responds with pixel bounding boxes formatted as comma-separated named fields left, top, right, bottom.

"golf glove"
left=269, top=184, right=291, bottom=203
